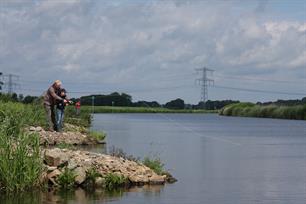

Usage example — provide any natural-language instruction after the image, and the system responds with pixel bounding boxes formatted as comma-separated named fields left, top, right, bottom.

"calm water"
left=2, top=114, right=306, bottom=204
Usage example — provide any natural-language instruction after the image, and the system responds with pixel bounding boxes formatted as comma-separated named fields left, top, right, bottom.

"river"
left=2, top=113, right=306, bottom=204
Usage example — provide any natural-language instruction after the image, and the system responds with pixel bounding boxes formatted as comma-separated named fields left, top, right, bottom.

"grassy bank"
left=219, top=102, right=306, bottom=120
left=69, top=105, right=218, bottom=114
left=0, top=101, right=92, bottom=192
left=0, top=102, right=42, bottom=192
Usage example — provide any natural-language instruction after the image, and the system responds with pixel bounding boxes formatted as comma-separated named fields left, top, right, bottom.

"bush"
left=89, top=131, right=106, bottom=141
left=57, top=168, right=76, bottom=189
left=85, top=167, right=101, bottom=186
left=104, top=173, right=127, bottom=190
left=143, top=157, right=165, bottom=175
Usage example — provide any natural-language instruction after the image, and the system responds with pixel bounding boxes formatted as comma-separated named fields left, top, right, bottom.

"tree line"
left=1, top=92, right=305, bottom=110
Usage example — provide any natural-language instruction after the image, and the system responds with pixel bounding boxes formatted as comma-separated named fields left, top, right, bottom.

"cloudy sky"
left=0, top=0, right=305, bottom=104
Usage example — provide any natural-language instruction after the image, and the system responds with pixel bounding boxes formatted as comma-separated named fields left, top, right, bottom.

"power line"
left=213, top=85, right=306, bottom=96
left=214, top=74, right=305, bottom=85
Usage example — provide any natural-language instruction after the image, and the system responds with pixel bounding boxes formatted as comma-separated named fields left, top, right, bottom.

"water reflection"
left=0, top=185, right=164, bottom=204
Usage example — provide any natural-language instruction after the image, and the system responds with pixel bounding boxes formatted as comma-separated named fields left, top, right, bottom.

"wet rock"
left=149, top=175, right=165, bottom=185
left=129, top=174, right=149, bottom=184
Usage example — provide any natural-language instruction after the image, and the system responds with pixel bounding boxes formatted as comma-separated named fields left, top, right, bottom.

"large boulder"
left=149, top=175, right=166, bottom=185
left=44, top=148, right=69, bottom=167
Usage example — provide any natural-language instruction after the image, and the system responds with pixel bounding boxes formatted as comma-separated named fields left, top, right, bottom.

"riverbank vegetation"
left=220, top=102, right=306, bottom=120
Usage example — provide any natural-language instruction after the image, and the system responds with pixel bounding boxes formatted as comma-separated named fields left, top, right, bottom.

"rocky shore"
left=41, top=148, right=175, bottom=188
left=28, top=125, right=105, bottom=146
left=25, top=125, right=176, bottom=189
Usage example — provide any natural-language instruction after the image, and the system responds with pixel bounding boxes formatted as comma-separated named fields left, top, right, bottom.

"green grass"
left=143, top=157, right=165, bottom=175
left=220, top=103, right=306, bottom=120
left=0, top=100, right=92, bottom=192
left=104, top=173, right=127, bottom=190
left=57, top=168, right=76, bottom=189
left=88, top=131, right=106, bottom=141
left=85, top=167, right=101, bottom=186
left=0, top=110, right=42, bottom=192
left=74, top=106, right=218, bottom=114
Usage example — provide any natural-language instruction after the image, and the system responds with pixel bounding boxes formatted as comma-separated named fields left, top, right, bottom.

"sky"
left=0, top=0, right=305, bottom=104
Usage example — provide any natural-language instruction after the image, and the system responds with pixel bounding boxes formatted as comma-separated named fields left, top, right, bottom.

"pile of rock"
left=28, top=126, right=104, bottom=145
left=42, top=148, right=173, bottom=188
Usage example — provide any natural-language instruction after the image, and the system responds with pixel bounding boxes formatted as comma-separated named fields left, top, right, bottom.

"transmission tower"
left=195, top=67, right=214, bottom=108
left=2, top=74, right=20, bottom=94
left=0, top=72, right=3, bottom=91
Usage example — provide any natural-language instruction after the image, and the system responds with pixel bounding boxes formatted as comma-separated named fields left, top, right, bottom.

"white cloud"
left=0, top=0, right=305, bottom=102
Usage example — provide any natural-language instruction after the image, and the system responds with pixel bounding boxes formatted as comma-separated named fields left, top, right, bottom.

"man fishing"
left=43, top=80, right=68, bottom=131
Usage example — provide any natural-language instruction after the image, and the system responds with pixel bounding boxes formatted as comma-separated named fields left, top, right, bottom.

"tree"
left=23, top=95, right=37, bottom=104
left=165, top=98, right=185, bottom=109
left=11, top=93, right=18, bottom=102
left=18, top=94, right=24, bottom=102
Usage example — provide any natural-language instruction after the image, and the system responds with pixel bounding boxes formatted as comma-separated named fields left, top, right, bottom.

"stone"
left=45, top=148, right=69, bottom=167
left=47, top=169, right=61, bottom=179
left=47, top=166, right=58, bottom=172
left=149, top=175, right=165, bottom=185
left=67, top=160, right=78, bottom=170
left=36, top=127, right=43, bottom=132
left=29, top=127, right=36, bottom=131
left=74, top=167, right=86, bottom=185
left=129, top=174, right=149, bottom=183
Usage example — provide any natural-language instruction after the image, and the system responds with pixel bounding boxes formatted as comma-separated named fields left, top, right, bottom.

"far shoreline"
left=73, top=105, right=219, bottom=114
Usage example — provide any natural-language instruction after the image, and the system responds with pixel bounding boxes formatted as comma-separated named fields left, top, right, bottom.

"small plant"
left=143, top=157, right=165, bottom=175
left=85, top=167, right=101, bottom=186
left=104, top=173, right=127, bottom=190
left=89, top=131, right=106, bottom=141
left=57, top=168, right=76, bottom=189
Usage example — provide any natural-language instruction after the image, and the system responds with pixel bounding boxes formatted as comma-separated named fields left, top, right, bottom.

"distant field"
left=71, top=106, right=218, bottom=114
left=219, top=102, right=306, bottom=120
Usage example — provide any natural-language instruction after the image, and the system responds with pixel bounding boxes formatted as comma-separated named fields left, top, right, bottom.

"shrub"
left=143, top=157, right=165, bottom=175
left=104, top=173, right=127, bottom=190
left=85, top=167, right=101, bottom=186
left=57, top=168, right=76, bottom=189
left=89, top=131, right=106, bottom=141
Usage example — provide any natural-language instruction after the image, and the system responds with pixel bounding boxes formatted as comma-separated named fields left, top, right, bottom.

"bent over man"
left=43, top=80, right=67, bottom=131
